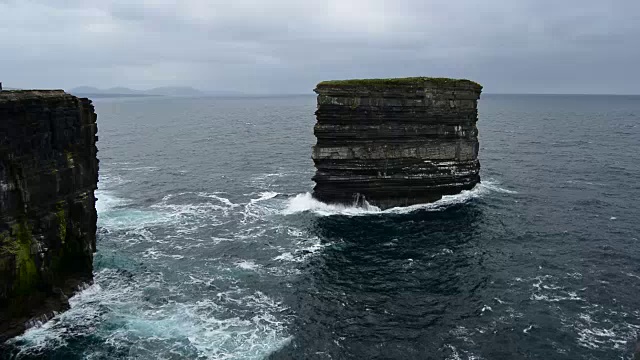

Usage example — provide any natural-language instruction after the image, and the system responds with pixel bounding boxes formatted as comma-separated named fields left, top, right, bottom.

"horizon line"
left=3, top=87, right=639, bottom=97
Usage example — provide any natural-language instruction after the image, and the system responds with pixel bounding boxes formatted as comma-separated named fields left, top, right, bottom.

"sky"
left=0, top=0, right=638, bottom=94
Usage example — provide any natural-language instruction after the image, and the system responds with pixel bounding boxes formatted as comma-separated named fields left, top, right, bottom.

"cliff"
left=0, top=90, right=98, bottom=341
left=312, top=77, right=482, bottom=209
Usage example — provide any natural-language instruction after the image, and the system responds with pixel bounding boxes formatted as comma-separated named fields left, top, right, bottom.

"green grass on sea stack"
left=316, top=77, right=481, bottom=88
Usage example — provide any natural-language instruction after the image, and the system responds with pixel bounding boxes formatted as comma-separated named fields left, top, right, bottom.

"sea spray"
left=282, top=180, right=516, bottom=216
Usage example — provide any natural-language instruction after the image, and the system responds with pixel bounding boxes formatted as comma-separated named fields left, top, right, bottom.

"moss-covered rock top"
left=316, top=77, right=481, bottom=90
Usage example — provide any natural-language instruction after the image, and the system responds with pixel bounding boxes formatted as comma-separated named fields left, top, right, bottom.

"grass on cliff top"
left=316, top=77, right=481, bottom=88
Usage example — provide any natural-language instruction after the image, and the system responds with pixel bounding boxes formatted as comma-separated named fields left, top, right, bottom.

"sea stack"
left=312, top=77, right=482, bottom=209
left=0, top=90, right=98, bottom=341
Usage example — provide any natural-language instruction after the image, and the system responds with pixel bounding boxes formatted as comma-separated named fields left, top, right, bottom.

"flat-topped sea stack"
left=0, top=90, right=98, bottom=341
left=312, top=77, right=482, bottom=209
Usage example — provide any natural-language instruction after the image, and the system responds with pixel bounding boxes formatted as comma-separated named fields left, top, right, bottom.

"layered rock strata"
left=312, top=77, right=482, bottom=209
left=0, top=90, right=98, bottom=341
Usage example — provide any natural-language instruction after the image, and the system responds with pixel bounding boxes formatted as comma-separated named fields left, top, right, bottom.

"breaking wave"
left=8, top=268, right=292, bottom=359
left=6, top=176, right=300, bottom=359
left=282, top=180, right=516, bottom=216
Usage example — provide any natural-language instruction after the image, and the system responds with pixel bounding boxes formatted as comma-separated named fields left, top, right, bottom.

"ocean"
left=2, top=94, right=640, bottom=359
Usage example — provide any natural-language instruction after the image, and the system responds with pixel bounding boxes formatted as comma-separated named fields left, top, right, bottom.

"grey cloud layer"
left=1, top=0, right=638, bottom=94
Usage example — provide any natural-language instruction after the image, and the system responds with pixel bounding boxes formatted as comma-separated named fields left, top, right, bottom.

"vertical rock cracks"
left=0, top=90, right=98, bottom=341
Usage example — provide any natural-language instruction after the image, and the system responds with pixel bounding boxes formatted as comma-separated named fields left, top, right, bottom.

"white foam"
left=99, top=209, right=171, bottom=232
left=479, top=181, right=518, bottom=194
left=98, top=174, right=130, bottom=188
left=282, top=227, right=303, bottom=237
left=624, top=272, right=640, bottom=280
left=196, top=192, right=239, bottom=207
left=283, top=180, right=515, bottom=216
left=156, top=202, right=231, bottom=219
left=149, top=191, right=244, bottom=232
left=249, top=173, right=286, bottom=190
left=10, top=269, right=292, bottom=359
left=431, top=248, right=454, bottom=258
left=273, top=252, right=297, bottom=262
left=523, top=325, right=534, bottom=334
left=240, top=192, right=281, bottom=223
left=444, top=344, right=468, bottom=360
left=95, top=190, right=130, bottom=214
left=273, top=241, right=327, bottom=263
left=577, top=326, right=618, bottom=349
left=235, top=260, right=263, bottom=272
left=142, top=247, right=185, bottom=260
left=96, top=190, right=172, bottom=234
left=566, top=272, right=583, bottom=279
left=119, top=166, right=160, bottom=172
left=20, top=174, right=298, bottom=357
left=282, top=193, right=380, bottom=216
left=251, top=191, right=279, bottom=203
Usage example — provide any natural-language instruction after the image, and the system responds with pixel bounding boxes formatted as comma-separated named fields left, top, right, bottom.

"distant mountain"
left=105, top=87, right=141, bottom=94
left=70, top=86, right=103, bottom=93
left=69, top=86, right=207, bottom=97
left=145, top=86, right=206, bottom=96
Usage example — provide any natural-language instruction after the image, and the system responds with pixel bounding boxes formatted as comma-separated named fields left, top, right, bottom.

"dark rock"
left=311, top=77, right=482, bottom=209
left=0, top=90, right=98, bottom=341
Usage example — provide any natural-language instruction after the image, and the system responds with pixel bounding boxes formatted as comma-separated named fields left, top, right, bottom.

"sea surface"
left=3, top=94, right=640, bottom=359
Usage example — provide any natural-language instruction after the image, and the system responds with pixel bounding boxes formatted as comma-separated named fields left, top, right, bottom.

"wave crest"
left=282, top=180, right=515, bottom=216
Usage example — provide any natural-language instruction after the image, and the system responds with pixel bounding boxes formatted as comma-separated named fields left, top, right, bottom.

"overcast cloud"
left=0, top=0, right=638, bottom=94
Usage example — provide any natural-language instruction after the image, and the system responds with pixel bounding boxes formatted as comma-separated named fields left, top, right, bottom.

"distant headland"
left=68, top=86, right=208, bottom=98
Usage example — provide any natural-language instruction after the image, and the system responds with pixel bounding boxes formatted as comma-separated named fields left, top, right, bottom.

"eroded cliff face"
left=312, top=77, right=482, bottom=209
left=0, top=90, right=98, bottom=341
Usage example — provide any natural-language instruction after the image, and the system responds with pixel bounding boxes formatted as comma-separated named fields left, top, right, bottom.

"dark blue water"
left=3, top=94, right=640, bottom=359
